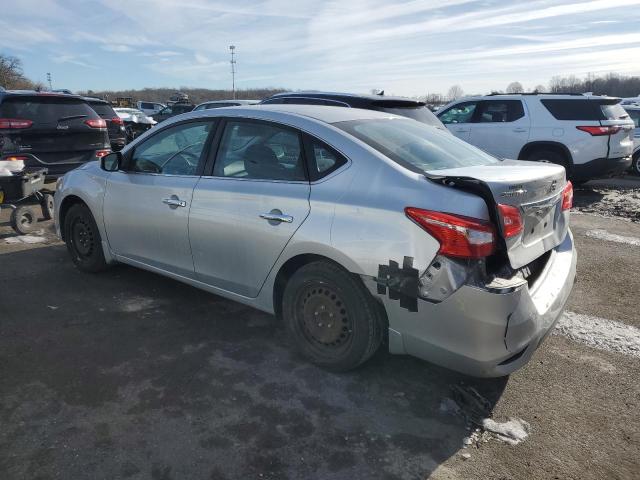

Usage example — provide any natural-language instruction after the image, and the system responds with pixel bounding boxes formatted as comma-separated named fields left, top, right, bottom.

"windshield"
left=334, top=118, right=499, bottom=172
left=377, top=106, right=445, bottom=129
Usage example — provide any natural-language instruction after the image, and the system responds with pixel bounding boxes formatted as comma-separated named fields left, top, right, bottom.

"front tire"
left=63, top=203, right=108, bottom=273
left=282, top=261, right=384, bottom=371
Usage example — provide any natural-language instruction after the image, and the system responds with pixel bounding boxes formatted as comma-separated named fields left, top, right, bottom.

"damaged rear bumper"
left=366, top=231, right=577, bottom=377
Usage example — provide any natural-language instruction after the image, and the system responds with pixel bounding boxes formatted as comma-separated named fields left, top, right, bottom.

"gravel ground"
left=573, top=176, right=640, bottom=222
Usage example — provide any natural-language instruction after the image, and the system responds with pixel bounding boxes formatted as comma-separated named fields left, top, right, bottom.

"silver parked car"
left=54, top=105, right=576, bottom=377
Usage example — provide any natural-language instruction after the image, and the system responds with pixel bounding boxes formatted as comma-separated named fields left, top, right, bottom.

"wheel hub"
left=72, top=220, right=93, bottom=256
left=301, top=286, right=351, bottom=346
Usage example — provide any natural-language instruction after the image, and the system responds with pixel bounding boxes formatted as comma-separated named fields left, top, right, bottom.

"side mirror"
left=101, top=151, right=122, bottom=172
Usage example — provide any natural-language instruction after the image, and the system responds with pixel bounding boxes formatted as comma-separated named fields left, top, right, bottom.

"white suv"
left=622, top=104, right=640, bottom=175
left=437, top=94, right=635, bottom=182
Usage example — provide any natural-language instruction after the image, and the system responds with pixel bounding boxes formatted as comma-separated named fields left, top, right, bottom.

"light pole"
left=46, top=72, right=52, bottom=90
left=229, top=45, right=236, bottom=100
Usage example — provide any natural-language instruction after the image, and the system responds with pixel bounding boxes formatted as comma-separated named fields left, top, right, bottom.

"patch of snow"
left=555, top=311, right=640, bottom=358
left=118, top=296, right=157, bottom=313
left=460, top=452, right=471, bottom=460
left=585, top=229, right=640, bottom=246
left=5, top=235, right=46, bottom=244
left=481, top=418, right=530, bottom=445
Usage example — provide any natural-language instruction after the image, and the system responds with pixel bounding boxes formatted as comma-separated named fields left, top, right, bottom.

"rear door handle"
left=162, top=197, right=187, bottom=208
left=260, top=212, right=293, bottom=223
left=513, top=128, right=527, bottom=133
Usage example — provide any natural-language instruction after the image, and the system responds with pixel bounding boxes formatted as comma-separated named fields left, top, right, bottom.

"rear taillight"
left=95, top=149, right=111, bottom=158
left=497, top=204, right=524, bottom=238
left=405, top=208, right=496, bottom=259
left=85, top=118, right=107, bottom=128
left=0, top=118, right=33, bottom=129
left=111, top=116, right=124, bottom=126
left=3, top=155, right=29, bottom=161
left=576, top=125, right=621, bottom=136
left=561, top=181, right=573, bottom=211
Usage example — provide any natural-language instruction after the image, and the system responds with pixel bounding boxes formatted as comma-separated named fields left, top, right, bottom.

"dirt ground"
left=0, top=177, right=639, bottom=480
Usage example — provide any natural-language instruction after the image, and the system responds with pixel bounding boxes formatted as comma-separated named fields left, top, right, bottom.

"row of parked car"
left=0, top=88, right=637, bottom=179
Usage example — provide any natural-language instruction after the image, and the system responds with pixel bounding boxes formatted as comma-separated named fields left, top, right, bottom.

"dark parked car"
left=84, top=97, right=127, bottom=151
left=0, top=91, right=111, bottom=178
left=261, top=91, right=446, bottom=129
left=153, top=102, right=195, bottom=123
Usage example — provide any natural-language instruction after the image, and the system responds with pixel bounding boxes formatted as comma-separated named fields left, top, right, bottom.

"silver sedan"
left=54, top=105, right=576, bottom=377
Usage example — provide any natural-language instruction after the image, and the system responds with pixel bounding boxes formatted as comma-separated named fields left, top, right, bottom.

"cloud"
left=102, top=44, right=133, bottom=53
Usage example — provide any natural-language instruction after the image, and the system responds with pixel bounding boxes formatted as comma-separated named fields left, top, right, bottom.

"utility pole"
left=229, top=45, right=236, bottom=100
left=46, top=72, right=52, bottom=90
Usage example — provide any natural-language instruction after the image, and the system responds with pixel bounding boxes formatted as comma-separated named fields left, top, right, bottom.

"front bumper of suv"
left=572, top=156, right=632, bottom=181
left=369, top=231, right=576, bottom=377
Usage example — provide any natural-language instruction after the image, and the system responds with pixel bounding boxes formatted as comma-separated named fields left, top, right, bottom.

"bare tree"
left=532, top=84, right=546, bottom=93
left=506, top=81, right=524, bottom=94
left=447, top=85, right=464, bottom=101
left=0, top=54, right=35, bottom=89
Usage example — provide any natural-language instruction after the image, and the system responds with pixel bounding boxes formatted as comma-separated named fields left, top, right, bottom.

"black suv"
left=153, top=102, right=195, bottom=123
left=83, top=97, right=127, bottom=151
left=0, top=91, right=111, bottom=177
left=261, top=91, right=446, bottom=129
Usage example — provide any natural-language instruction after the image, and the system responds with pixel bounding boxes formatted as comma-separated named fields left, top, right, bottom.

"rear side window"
left=541, top=99, right=628, bottom=121
left=304, top=138, right=348, bottom=181
left=88, top=102, right=116, bottom=118
left=0, top=96, right=98, bottom=123
left=477, top=100, right=524, bottom=123
left=335, top=118, right=498, bottom=173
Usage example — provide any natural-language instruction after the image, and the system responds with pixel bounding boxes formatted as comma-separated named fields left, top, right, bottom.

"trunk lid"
left=429, top=160, right=569, bottom=269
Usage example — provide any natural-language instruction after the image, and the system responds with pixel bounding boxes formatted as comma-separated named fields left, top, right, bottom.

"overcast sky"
left=3, top=0, right=640, bottom=96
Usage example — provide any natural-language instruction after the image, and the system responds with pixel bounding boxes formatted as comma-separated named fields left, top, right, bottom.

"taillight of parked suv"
left=0, top=118, right=33, bottom=129
left=576, top=125, right=622, bottom=136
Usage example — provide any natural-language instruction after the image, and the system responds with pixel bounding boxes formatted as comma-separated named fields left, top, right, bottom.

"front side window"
left=129, top=121, right=214, bottom=175
left=335, top=118, right=498, bottom=173
left=437, top=102, right=477, bottom=124
left=213, top=120, right=305, bottom=181
left=477, top=100, right=525, bottom=123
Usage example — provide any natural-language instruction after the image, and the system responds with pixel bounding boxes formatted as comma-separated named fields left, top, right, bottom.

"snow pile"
left=585, top=229, right=640, bottom=246
left=481, top=418, right=530, bottom=445
left=555, top=311, right=640, bottom=358
left=5, top=235, right=46, bottom=244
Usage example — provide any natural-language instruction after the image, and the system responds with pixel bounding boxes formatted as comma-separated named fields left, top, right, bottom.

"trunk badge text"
left=501, top=185, right=528, bottom=197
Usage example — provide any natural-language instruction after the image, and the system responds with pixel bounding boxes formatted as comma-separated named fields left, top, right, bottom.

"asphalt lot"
left=1, top=177, right=639, bottom=480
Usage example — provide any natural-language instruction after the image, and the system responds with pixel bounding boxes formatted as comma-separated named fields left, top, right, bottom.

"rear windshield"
left=375, top=105, right=445, bottom=129
left=626, top=109, right=640, bottom=127
left=0, top=96, right=98, bottom=123
left=541, top=99, right=628, bottom=121
left=334, top=118, right=499, bottom=172
left=88, top=102, right=116, bottom=118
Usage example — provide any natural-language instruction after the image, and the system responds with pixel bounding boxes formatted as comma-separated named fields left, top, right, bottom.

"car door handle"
left=259, top=212, right=293, bottom=223
left=162, top=197, right=187, bottom=207
left=513, top=128, right=527, bottom=133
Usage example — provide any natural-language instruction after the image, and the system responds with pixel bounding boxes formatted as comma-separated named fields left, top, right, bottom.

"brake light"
left=561, top=181, right=573, bottom=211
left=95, top=149, right=111, bottom=158
left=3, top=155, right=29, bottom=161
left=0, top=118, right=33, bottom=129
left=576, top=125, right=621, bottom=136
left=85, top=118, right=107, bottom=128
left=111, top=116, right=124, bottom=126
left=497, top=204, right=524, bottom=238
left=405, top=208, right=496, bottom=259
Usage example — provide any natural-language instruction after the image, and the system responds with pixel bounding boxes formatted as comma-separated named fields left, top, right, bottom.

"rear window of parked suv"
left=87, top=102, right=117, bottom=118
left=0, top=96, right=98, bottom=124
left=541, top=99, right=629, bottom=121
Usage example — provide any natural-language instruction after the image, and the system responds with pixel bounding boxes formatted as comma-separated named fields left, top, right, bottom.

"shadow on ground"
left=0, top=245, right=507, bottom=480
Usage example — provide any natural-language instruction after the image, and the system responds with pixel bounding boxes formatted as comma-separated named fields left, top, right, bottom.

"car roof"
left=188, top=104, right=402, bottom=124
left=200, top=99, right=259, bottom=104
left=266, top=91, right=426, bottom=106
left=82, top=96, right=109, bottom=104
left=0, top=90, right=86, bottom=101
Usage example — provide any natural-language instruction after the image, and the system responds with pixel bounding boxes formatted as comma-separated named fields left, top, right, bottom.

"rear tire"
left=63, top=203, right=109, bottom=273
left=10, top=205, right=39, bottom=235
left=632, top=153, right=640, bottom=176
left=282, top=261, right=384, bottom=371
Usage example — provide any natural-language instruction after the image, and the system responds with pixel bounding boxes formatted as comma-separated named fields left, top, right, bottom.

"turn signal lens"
left=95, top=149, right=111, bottom=158
left=497, top=204, right=524, bottom=238
left=561, top=181, right=573, bottom=211
left=405, top=208, right=496, bottom=258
